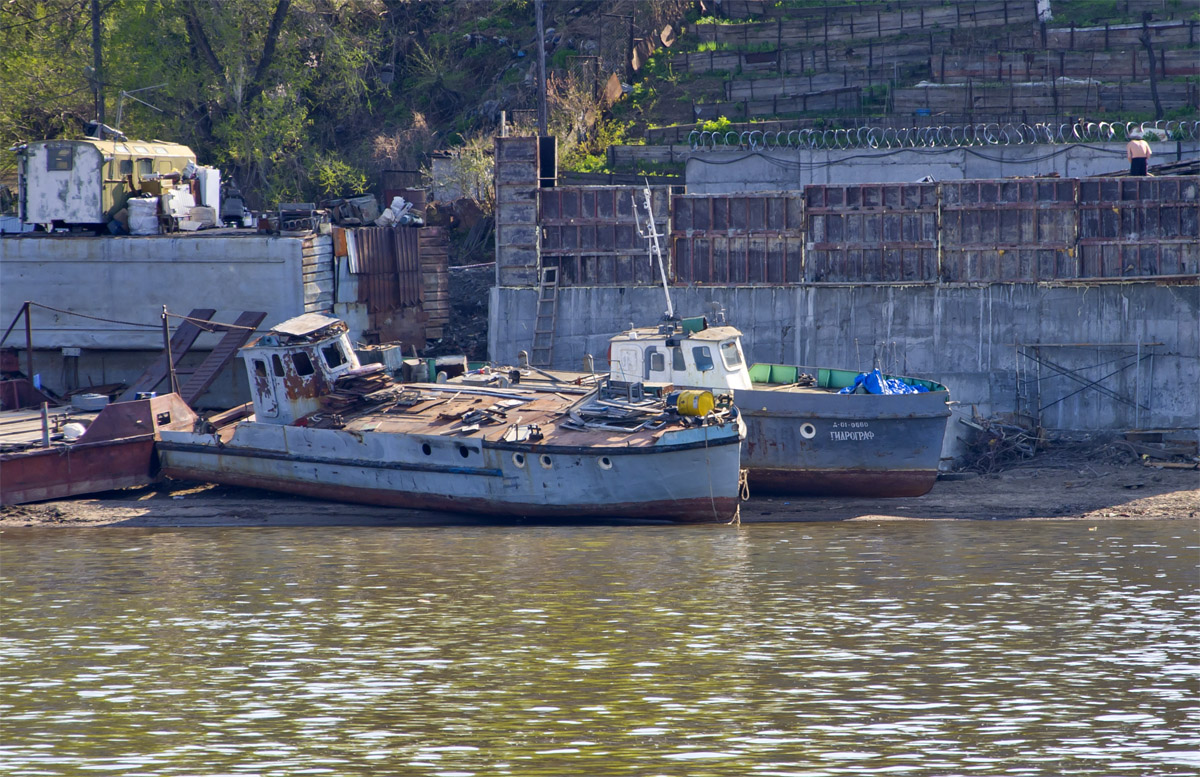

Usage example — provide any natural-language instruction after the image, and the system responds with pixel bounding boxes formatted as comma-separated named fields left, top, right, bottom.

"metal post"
left=41, top=402, right=51, bottom=447
left=92, top=0, right=104, bottom=129
left=162, top=305, right=179, bottom=396
left=23, top=302, right=34, bottom=386
left=535, top=0, right=548, bottom=136
left=1135, top=339, right=1141, bottom=429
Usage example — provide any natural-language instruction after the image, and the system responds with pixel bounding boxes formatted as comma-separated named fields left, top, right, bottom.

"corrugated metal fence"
left=352, top=226, right=422, bottom=311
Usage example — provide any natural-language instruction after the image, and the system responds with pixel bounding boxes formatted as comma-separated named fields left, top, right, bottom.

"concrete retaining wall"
left=683, top=142, right=1200, bottom=192
left=491, top=281, right=1199, bottom=435
left=0, top=232, right=341, bottom=405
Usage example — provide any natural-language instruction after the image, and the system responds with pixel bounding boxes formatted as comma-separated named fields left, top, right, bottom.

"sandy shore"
left=2, top=454, right=1195, bottom=528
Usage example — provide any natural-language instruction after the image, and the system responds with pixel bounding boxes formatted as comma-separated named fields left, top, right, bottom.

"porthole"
left=421, top=443, right=432, bottom=455
left=800, top=423, right=816, bottom=439
left=512, top=453, right=526, bottom=467
left=598, top=456, right=613, bottom=470
left=458, top=445, right=470, bottom=458
left=539, top=454, right=553, bottom=469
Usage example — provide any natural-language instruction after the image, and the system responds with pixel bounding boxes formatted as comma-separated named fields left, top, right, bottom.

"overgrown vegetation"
left=0, top=0, right=670, bottom=208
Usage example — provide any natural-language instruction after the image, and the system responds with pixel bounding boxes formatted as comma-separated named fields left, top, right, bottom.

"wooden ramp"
left=178, top=312, right=267, bottom=405
left=119, top=310, right=266, bottom=405
left=118, top=309, right=216, bottom=401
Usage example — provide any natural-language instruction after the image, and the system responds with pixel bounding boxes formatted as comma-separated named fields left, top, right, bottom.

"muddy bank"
left=2, top=455, right=1195, bottom=528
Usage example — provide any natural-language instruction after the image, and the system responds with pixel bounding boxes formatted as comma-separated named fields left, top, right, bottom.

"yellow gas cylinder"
left=676, top=389, right=715, bottom=417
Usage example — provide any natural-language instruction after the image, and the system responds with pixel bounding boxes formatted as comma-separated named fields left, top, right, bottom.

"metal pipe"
left=41, top=402, right=50, bottom=447
left=535, top=0, right=548, bottom=136
left=23, top=301, right=34, bottom=387
left=162, top=305, right=179, bottom=396
left=92, top=0, right=104, bottom=129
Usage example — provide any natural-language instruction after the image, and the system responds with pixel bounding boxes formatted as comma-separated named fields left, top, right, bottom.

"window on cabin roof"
left=293, top=352, right=315, bottom=376
left=672, top=345, right=686, bottom=371
left=322, top=343, right=346, bottom=369
left=720, top=340, right=743, bottom=369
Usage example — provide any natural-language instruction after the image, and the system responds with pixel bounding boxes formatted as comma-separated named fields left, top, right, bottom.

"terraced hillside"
left=612, top=0, right=1199, bottom=174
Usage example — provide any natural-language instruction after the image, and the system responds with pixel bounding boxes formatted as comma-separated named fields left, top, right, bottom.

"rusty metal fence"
left=667, top=177, right=1198, bottom=286
left=352, top=226, right=422, bottom=311
left=539, top=186, right=671, bottom=285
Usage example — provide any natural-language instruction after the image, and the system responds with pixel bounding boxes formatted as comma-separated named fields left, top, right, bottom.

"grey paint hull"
left=158, top=419, right=745, bottom=522
left=738, top=387, right=951, bottom=497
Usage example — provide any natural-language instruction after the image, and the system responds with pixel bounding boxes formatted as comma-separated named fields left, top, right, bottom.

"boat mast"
left=633, top=183, right=673, bottom=319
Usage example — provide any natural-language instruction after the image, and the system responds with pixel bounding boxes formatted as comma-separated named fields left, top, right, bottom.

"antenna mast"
left=114, top=83, right=167, bottom=133
left=632, top=182, right=673, bottom=319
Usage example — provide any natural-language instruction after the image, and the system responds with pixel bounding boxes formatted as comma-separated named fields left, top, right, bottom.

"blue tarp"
left=837, top=369, right=929, bottom=395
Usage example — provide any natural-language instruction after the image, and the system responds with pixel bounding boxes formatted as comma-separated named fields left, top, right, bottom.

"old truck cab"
left=607, top=316, right=752, bottom=392
left=240, top=314, right=360, bottom=424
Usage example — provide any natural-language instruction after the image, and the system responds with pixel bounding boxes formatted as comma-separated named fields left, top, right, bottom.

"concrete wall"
left=685, top=142, right=1200, bottom=193
left=0, top=233, right=319, bottom=350
left=491, top=282, right=1200, bottom=435
left=0, top=232, right=343, bottom=405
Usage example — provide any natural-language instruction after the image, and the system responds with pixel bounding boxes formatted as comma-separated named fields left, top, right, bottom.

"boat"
left=156, top=314, right=746, bottom=522
left=601, top=312, right=951, bottom=497
left=519, top=184, right=950, bottom=498
left=0, top=393, right=198, bottom=505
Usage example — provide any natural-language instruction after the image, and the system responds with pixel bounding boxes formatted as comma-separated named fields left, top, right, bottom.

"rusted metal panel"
left=0, top=394, right=198, bottom=506
left=672, top=193, right=804, bottom=285
left=803, top=183, right=938, bottom=283
left=352, top=226, right=423, bottom=314
left=941, top=179, right=1079, bottom=282
left=539, top=186, right=669, bottom=287
left=1075, top=177, right=1200, bottom=279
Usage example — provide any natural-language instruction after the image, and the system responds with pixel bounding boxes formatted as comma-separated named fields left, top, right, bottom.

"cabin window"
left=154, top=146, right=168, bottom=154
left=672, top=346, right=686, bottom=371
left=692, top=346, right=715, bottom=372
left=293, top=352, right=315, bottom=376
left=253, top=359, right=268, bottom=378
left=119, top=159, right=133, bottom=176
left=645, top=346, right=665, bottom=377
left=137, top=158, right=153, bottom=176
left=720, top=340, right=743, bottom=369
left=322, top=343, right=346, bottom=369
left=272, top=355, right=285, bottom=377
left=46, top=147, right=72, bottom=171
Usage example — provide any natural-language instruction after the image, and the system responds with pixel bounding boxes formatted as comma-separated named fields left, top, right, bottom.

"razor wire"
left=688, top=120, right=1200, bottom=150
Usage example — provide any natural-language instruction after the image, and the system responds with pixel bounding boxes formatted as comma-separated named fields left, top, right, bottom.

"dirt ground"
left=2, top=455, right=1195, bottom=528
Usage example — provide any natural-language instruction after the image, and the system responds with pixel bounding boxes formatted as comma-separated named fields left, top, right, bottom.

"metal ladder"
left=530, top=265, right=558, bottom=367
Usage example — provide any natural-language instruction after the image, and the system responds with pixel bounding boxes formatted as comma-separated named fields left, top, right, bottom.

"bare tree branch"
left=183, top=2, right=227, bottom=87
left=243, top=0, right=292, bottom=105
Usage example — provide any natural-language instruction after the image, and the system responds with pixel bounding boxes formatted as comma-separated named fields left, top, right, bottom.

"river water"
left=2, top=520, right=1197, bottom=776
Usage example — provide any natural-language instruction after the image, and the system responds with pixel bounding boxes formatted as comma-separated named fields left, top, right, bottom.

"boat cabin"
left=607, top=316, right=752, bottom=392
left=241, top=314, right=360, bottom=424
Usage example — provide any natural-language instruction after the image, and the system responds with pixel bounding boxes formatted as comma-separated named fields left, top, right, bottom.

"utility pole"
left=535, top=0, right=548, bottom=136
left=92, top=0, right=104, bottom=128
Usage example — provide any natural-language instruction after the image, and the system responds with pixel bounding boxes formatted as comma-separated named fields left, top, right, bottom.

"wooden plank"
left=178, top=312, right=267, bottom=405
left=118, top=309, right=216, bottom=401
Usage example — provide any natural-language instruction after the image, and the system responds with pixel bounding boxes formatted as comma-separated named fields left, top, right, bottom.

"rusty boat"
left=0, top=393, right=197, bottom=505
left=157, top=314, right=746, bottom=522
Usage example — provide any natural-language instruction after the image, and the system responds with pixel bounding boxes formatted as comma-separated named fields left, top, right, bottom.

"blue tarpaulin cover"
left=837, top=369, right=929, bottom=395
